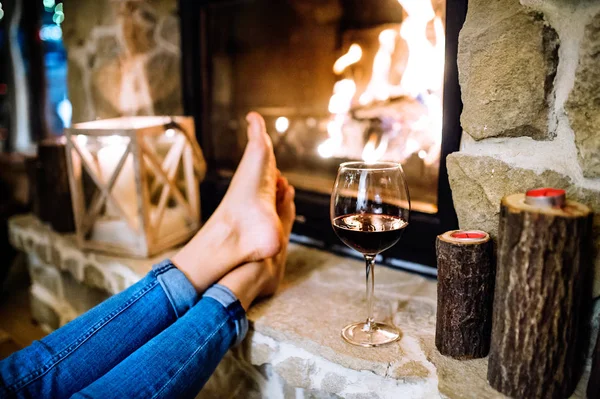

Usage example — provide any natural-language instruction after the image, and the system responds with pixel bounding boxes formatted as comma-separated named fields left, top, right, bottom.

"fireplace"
left=179, top=0, right=467, bottom=270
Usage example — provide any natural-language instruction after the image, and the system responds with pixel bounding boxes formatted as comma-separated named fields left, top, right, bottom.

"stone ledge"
left=8, top=214, right=177, bottom=295
left=9, top=214, right=595, bottom=398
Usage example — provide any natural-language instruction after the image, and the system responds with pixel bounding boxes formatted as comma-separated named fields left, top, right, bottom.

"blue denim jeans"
left=0, top=260, right=248, bottom=398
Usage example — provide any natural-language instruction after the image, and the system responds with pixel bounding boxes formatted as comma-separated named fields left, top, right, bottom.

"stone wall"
left=448, top=0, right=600, bottom=297
left=62, top=0, right=182, bottom=123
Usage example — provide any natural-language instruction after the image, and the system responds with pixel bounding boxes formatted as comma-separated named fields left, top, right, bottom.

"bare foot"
left=261, top=177, right=295, bottom=296
left=217, top=112, right=283, bottom=262
left=218, top=179, right=296, bottom=310
left=172, top=112, right=285, bottom=293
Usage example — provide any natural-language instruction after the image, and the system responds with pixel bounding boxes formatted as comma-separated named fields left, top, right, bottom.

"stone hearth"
left=8, top=215, right=599, bottom=398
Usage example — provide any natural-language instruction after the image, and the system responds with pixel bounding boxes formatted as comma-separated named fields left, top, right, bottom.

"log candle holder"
left=38, top=137, right=75, bottom=233
left=435, top=230, right=495, bottom=359
left=589, top=330, right=600, bottom=399
left=488, top=189, right=593, bottom=399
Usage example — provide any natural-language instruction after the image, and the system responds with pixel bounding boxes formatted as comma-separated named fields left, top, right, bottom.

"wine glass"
left=331, top=161, right=410, bottom=347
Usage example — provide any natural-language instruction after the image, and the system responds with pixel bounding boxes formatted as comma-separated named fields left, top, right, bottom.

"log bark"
left=37, top=137, right=75, bottom=233
left=488, top=193, right=594, bottom=399
left=435, top=230, right=495, bottom=359
left=588, top=330, right=600, bottom=399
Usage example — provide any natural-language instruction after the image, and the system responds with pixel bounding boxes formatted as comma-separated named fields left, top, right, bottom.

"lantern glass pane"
left=71, top=134, right=142, bottom=247
left=141, top=128, right=197, bottom=243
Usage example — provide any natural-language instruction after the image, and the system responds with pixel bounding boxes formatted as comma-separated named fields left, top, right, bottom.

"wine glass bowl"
left=331, top=161, right=410, bottom=347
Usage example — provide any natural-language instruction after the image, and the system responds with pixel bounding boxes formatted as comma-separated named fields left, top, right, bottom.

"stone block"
left=565, top=11, right=600, bottom=178
left=28, top=264, right=62, bottom=298
left=146, top=51, right=184, bottom=116
left=458, top=0, right=558, bottom=140
left=274, top=357, right=315, bottom=389
left=30, top=294, right=60, bottom=331
left=119, top=1, right=158, bottom=55
left=447, top=152, right=600, bottom=297
left=83, top=264, right=107, bottom=291
left=158, top=14, right=179, bottom=49
left=62, top=0, right=182, bottom=121
left=199, top=350, right=263, bottom=399
left=65, top=61, right=92, bottom=123
left=62, top=272, right=110, bottom=315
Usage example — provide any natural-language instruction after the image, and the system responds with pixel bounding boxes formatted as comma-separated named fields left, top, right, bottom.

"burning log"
left=435, top=230, right=494, bottom=359
left=350, top=95, right=425, bottom=121
left=488, top=190, right=593, bottom=399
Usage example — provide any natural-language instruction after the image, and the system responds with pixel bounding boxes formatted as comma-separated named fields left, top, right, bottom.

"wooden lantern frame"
left=65, top=116, right=206, bottom=257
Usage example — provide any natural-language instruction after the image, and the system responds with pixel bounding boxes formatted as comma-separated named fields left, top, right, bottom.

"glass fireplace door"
left=180, top=0, right=465, bottom=268
left=205, top=0, right=446, bottom=214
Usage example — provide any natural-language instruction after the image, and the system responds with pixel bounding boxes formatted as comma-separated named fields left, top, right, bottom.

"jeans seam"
left=151, top=318, right=230, bottom=399
left=152, top=264, right=174, bottom=277
left=8, top=279, right=160, bottom=393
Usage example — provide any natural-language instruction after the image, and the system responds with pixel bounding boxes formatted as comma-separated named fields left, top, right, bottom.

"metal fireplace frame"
left=179, top=0, right=467, bottom=273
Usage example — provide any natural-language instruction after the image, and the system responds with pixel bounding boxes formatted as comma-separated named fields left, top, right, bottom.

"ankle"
left=172, top=213, right=241, bottom=293
left=218, top=261, right=269, bottom=310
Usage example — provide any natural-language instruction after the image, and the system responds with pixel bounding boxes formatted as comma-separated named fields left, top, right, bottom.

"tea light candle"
left=524, top=187, right=566, bottom=208
left=449, top=230, right=488, bottom=241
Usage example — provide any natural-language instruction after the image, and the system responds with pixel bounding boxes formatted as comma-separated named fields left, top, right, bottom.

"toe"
left=278, top=186, right=296, bottom=236
left=276, top=177, right=289, bottom=205
left=246, top=112, right=271, bottom=150
left=276, top=178, right=284, bottom=204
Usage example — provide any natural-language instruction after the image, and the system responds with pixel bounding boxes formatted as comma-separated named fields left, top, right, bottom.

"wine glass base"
left=341, top=321, right=401, bottom=347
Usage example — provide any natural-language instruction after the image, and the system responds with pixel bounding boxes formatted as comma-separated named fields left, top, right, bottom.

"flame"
left=362, top=134, right=389, bottom=164
left=319, top=79, right=356, bottom=158
left=318, top=0, right=445, bottom=165
left=333, top=44, right=363, bottom=75
left=359, top=29, right=397, bottom=106
left=398, top=0, right=445, bottom=96
left=328, top=79, right=356, bottom=114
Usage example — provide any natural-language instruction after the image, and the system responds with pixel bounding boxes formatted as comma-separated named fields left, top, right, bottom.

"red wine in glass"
left=332, top=213, right=408, bottom=255
left=330, top=161, right=410, bottom=347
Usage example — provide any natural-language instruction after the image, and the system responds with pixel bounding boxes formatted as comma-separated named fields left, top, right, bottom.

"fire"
left=398, top=0, right=445, bottom=97
left=328, top=79, right=356, bottom=114
left=319, top=79, right=357, bottom=158
left=362, top=134, right=389, bottom=164
left=319, top=0, right=445, bottom=165
left=359, top=29, right=398, bottom=106
left=333, top=44, right=363, bottom=75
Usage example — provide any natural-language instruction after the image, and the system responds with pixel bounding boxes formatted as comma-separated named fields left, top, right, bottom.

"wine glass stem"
left=364, top=254, right=375, bottom=332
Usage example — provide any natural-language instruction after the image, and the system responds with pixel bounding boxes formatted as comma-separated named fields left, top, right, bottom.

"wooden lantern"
left=64, top=116, right=206, bottom=257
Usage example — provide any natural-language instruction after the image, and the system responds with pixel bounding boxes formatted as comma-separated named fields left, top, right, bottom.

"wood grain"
left=488, top=193, right=594, bottom=399
left=435, top=230, right=495, bottom=359
left=37, top=138, right=75, bottom=233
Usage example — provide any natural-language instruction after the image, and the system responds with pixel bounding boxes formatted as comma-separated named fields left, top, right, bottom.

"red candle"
left=525, top=187, right=566, bottom=208
left=449, top=230, right=489, bottom=242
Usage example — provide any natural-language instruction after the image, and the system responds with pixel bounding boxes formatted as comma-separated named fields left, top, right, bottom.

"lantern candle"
left=95, top=136, right=137, bottom=222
